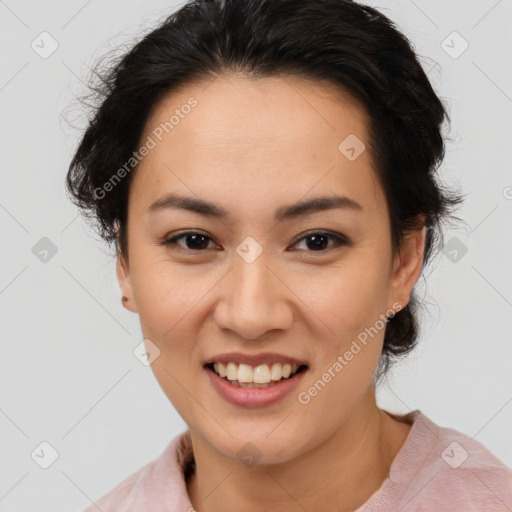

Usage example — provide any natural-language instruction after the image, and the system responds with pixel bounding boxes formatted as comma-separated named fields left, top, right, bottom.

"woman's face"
left=117, top=74, right=424, bottom=464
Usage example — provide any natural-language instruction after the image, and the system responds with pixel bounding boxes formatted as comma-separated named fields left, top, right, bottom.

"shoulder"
left=394, top=411, right=512, bottom=510
left=79, top=430, right=192, bottom=512
left=80, top=466, right=142, bottom=512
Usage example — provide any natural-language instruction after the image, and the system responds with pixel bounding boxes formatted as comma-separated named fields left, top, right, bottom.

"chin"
left=204, top=427, right=309, bottom=468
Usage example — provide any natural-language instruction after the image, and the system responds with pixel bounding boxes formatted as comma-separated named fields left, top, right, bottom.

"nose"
left=213, top=249, right=294, bottom=340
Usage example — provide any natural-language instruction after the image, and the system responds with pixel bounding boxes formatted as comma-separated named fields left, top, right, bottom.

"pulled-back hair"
left=65, top=0, right=465, bottom=383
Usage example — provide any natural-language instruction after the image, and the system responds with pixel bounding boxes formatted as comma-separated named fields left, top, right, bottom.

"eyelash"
left=160, top=230, right=349, bottom=254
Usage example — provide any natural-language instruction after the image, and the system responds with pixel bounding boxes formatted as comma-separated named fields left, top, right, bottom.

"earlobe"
left=116, top=256, right=138, bottom=313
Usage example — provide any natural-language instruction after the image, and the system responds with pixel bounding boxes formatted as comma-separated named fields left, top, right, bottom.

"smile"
left=204, top=362, right=309, bottom=408
left=207, top=361, right=308, bottom=387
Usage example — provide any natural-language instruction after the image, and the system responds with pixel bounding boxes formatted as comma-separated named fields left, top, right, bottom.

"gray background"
left=1, top=0, right=511, bottom=510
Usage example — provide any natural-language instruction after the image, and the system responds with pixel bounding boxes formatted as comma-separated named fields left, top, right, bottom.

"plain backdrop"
left=1, top=0, right=511, bottom=510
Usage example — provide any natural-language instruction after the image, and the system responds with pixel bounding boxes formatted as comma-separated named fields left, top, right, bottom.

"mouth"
left=204, top=361, right=309, bottom=389
left=204, top=359, right=309, bottom=408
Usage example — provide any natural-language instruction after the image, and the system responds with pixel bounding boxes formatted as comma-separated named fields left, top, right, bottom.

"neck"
left=186, top=386, right=412, bottom=512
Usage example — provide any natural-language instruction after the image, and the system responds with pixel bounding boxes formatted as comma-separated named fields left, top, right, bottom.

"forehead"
left=145, top=73, right=369, bottom=152
left=129, top=74, right=383, bottom=218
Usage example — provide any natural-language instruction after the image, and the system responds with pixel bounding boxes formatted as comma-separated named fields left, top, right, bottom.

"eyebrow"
left=147, top=192, right=363, bottom=221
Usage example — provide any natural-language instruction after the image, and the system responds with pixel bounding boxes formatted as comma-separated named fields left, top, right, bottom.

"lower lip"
left=204, top=365, right=308, bottom=408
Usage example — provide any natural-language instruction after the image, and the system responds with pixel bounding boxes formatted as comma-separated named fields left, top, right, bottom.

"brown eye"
left=163, top=231, right=216, bottom=251
left=161, top=229, right=349, bottom=254
left=292, top=231, right=349, bottom=252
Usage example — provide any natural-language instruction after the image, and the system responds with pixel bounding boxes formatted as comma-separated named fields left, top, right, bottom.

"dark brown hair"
left=65, top=0, right=465, bottom=383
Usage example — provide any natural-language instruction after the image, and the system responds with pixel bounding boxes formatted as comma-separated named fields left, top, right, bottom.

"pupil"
left=187, top=234, right=208, bottom=250
left=307, top=234, right=328, bottom=250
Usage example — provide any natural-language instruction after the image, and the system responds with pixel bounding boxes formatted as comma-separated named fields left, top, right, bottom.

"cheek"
left=294, top=265, right=388, bottom=428
left=294, top=257, right=390, bottom=341
left=130, top=261, right=224, bottom=390
left=130, top=263, right=208, bottom=415
left=131, top=260, right=208, bottom=335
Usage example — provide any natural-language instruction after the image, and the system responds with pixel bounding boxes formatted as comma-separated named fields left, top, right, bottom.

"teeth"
left=253, top=364, right=271, bottom=383
left=271, top=363, right=282, bottom=381
left=212, top=361, right=301, bottom=384
left=217, top=362, right=227, bottom=378
left=226, top=362, right=238, bottom=380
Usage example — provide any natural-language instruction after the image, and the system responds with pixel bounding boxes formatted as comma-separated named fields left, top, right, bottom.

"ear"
left=387, top=217, right=426, bottom=311
left=116, top=255, right=138, bottom=313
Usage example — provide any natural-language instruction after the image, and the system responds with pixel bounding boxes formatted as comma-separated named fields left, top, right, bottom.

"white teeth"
left=226, top=362, right=238, bottom=380
left=282, top=363, right=292, bottom=379
left=270, top=362, right=282, bottom=381
left=211, top=361, right=301, bottom=383
left=253, top=364, right=271, bottom=383
left=216, top=362, right=227, bottom=378
left=238, top=363, right=253, bottom=383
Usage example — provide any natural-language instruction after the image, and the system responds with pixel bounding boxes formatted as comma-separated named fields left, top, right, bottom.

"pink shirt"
left=80, top=410, right=512, bottom=511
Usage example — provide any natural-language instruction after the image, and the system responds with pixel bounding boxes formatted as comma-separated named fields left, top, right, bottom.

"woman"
left=66, top=0, right=512, bottom=510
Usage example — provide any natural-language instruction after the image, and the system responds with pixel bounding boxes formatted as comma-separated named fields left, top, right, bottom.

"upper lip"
left=203, top=352, right=309, bottom=368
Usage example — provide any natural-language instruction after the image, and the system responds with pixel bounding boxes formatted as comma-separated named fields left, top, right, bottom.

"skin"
left=116, top=73, right=426, bottom=512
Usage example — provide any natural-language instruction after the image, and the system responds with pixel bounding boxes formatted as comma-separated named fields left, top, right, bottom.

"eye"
left=291, top=230, right=349, bottom=253
left=161, top=231, right=217, bottom=252
left=160, top=230, right=349, bottom=254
